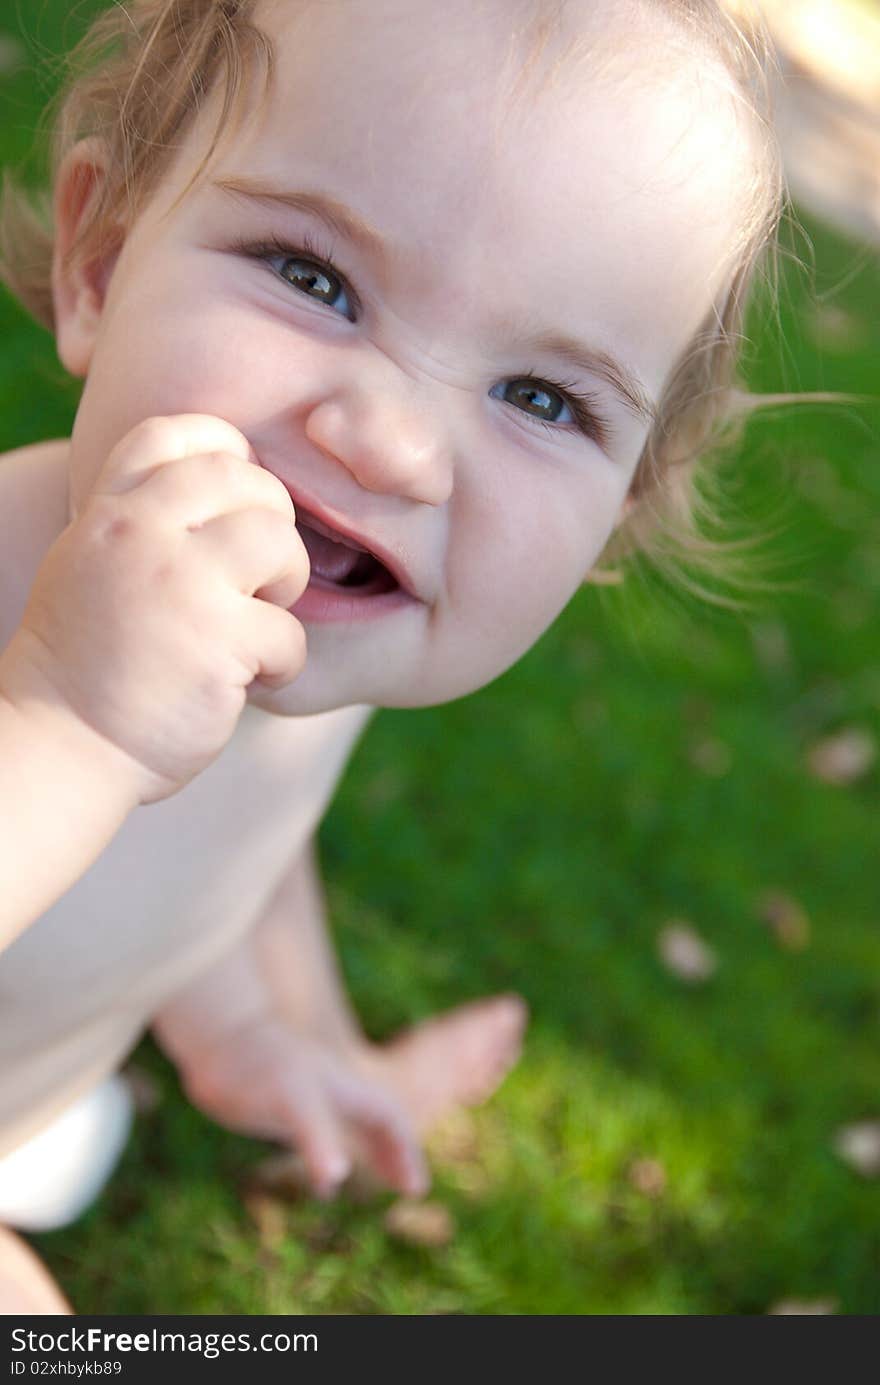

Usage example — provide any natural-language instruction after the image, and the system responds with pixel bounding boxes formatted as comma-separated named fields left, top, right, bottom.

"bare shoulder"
left=0, top=437, right=70, bottom=496
left=0, top=437, right=70, bottom=476
left=1, top=436, right=66, bottom=461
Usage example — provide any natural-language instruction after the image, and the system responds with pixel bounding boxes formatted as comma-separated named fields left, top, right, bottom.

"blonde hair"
left=0, top=0, right=792, bottom=601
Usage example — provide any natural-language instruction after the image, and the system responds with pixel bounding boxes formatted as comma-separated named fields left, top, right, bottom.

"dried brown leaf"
left=246, top=1152, right=311, bottom=1202
left=628, top=1157, right=667, bottom=1199
left=807, top=728, right=876, bottom=785
left=426, top=1111, right=492, bottom=1198
left=338, top=1165, right=386, bottom=1204
left=657, top=922, right=718, bottom=983
left=750, top=619, right=792, bottom=675
left=384, top=1199, right=456, bottom=1248
left=362, top=767, right=407, bottom=810
left=833, top=1120, right=880, bottom=1177
left=0, top=36, right=24, bottom=75
left=242, top=1190, right=288, bottom=1250
left=768, top=1298, right=838, bottom=1316
left=806, top=303, right=868, bottom=354
left=425, top=1109, right=481, bottom=1167
left=757, top=890, right=811, bottom=951
left=688, top=736, right=732, bottom=777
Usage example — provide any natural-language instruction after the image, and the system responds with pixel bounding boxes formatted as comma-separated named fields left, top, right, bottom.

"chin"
left=243, top=644, right=504, bottom=718
left=245, top=671, right=461, bottom=718
left=245, top=678, right=359, bottom=719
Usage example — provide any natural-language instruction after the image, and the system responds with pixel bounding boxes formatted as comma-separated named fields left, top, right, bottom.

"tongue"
left=298, top=522, right=363, bottom=584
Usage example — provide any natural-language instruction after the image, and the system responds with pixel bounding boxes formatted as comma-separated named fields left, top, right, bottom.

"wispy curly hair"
left=0, top=0, right=794, bottom=601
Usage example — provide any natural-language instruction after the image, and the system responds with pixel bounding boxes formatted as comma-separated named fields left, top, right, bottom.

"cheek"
left=108, top=293, right=285, bottom=409
left=69, top=287, right=328, bottom=501
left=452, top=468, right=616, bottom=649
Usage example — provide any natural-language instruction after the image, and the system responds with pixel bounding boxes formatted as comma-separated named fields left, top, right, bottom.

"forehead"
left=183, top=0, right=754, bottom=390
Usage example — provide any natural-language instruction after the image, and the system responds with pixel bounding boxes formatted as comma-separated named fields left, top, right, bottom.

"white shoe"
left=0, top=1076, right=133, bottom=1231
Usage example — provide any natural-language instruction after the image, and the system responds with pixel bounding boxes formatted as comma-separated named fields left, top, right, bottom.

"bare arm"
left=0, top=411, right=310, bottom=956
left=0, top=637, right=140, bottom=952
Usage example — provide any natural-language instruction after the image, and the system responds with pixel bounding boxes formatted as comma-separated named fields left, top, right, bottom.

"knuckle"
left=125, top=415, right=177, bottom=456
left=240, top=466, right=292, bottom=519
left=267, top=507, right=301, bottom=548
left=264, top=469, right=295, bottom=511
left=201, top=449, right=246, bottom=488
left=162, top=450, right=238, bottom=505
left=151, top=559, right=177, bottom=587
left=82, top=494, right=138, bottom=545
left=100, top=418, right=179, bottom=489
left=183, top=414, right=251, bottom=458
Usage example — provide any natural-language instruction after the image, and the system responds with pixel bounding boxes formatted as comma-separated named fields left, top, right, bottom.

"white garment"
left=0, top=702, right=372, bottom=1162
left=0, top=1076, right=133, bottom=1231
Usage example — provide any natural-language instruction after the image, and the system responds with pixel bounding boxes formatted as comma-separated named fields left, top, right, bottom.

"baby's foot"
left=204, top=995, right=528, bottom=1201
left=362, top=993, right=528, bottom=1133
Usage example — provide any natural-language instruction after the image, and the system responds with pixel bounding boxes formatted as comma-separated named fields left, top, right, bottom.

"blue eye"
left=491, top=375, right=609, bottom=448
left=235, top=234, right=611, bottom=449
left=492, top=378, right=573, bottom=425
left=236, top=232, right=357, bottom=321
left=275, top=253, right=354, bottom=320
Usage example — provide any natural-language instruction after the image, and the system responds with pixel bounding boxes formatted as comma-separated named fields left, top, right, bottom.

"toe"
left=335, top=1074, right=429, bottom=1197
left=277, top=1081, right=351, bottom=1200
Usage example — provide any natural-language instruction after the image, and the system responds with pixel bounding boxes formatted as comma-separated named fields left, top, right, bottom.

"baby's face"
left=63, top=0, right=751, bottom=714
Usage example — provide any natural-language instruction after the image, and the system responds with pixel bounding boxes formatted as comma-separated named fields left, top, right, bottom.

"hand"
left=3, top=415, right=309, bottom=804
left=180, top=1014, right=429, bottom=1201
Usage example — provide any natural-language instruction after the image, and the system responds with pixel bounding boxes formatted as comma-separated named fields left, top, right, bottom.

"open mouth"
left=296, top=508, right=400, bottom=597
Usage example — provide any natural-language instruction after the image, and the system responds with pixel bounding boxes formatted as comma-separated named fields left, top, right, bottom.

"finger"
left=133, top=451, right=296, bottom=530
left=94, top=414, right=258, bottom=496
left=334, top=1075, right=429, bottom=1197
left=190, top=508, right=309, bottom=607
left=276, top=1080, right=352, bottom=1200
left=232, top=596, right=308, bottom=690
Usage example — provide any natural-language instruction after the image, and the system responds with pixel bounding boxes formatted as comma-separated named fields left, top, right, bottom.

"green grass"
left=2, top=0, right=880, bottom=1315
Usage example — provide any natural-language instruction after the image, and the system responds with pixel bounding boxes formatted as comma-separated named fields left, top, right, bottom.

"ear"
left=51, top=138, right=124, bottom=378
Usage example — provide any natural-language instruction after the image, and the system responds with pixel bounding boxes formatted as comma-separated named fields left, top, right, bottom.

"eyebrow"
left=212, top=175, right=394, bottom=269
left=211, top=175, right=658, bottom=426
left=497, top=322, right=658, bottom=426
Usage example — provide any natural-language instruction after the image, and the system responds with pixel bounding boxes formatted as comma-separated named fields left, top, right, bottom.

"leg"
left=249, top=838, right=528, bottom=1128
left=156, top=837, right=529, bottom=1131
left=154, top=838, right=527, bottom=1194
left=0, top=1226, right=71, bottom=1314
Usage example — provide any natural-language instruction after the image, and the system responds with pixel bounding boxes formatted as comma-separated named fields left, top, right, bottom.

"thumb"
left=92, top=414, right=259, bottom=499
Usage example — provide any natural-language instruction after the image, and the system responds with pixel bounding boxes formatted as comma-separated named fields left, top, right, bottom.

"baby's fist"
left=14, top=415, right=310, bottom=804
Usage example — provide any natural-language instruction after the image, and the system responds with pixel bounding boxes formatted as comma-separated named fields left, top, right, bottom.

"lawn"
left=1, top=0, right=879, bottom=1315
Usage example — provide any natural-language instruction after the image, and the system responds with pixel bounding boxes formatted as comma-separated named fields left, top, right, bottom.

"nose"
left=303, top=374, right=454, bottom=508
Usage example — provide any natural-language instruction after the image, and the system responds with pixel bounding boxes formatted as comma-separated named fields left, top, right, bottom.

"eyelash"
left=513, top=374, right=611, bottom=451
left=231, top=230, right=613, bottom=451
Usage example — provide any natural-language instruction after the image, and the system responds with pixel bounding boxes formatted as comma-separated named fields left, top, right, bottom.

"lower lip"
left=291, top=574, right=418, bottom=623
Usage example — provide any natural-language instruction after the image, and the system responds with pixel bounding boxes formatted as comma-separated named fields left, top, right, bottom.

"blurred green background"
left=1, top=0, right=879, bottom=1315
